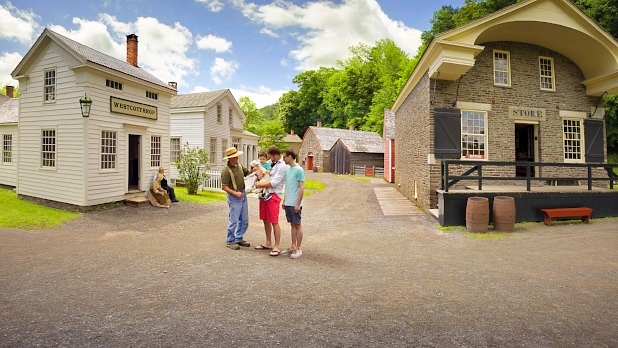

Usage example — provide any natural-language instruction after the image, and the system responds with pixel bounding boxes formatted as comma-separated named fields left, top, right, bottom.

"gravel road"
left=1, top=172, right=617, bottom=347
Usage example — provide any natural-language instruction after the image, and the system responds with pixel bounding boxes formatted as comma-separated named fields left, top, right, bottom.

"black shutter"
left=584, top=119, right=604, bottom=163
left=434, top=108, right=461, bottom=159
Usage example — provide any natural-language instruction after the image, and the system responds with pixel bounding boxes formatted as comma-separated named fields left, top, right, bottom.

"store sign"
left=110, top=97, right=157, bottom=120
left=508, top=106, right=545, bottom=121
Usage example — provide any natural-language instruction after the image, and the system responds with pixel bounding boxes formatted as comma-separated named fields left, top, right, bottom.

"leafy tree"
left=258, top=120, right=287, bottom=150
left=239, top=96, right=263, bottom=135
left=175, top=143, right=210, bottom=195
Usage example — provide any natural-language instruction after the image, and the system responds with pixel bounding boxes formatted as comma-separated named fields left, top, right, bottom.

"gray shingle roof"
left=309, top=127, right=383, bottom=153
left=46, top=29, right=174, bottom=90
left=0, top=98, right=19, bottom=124
left=171, top=90, right=227, bottom=108
left=384, top=109, right=395, bottom=139
left=283, top=133, right=302, bottom=143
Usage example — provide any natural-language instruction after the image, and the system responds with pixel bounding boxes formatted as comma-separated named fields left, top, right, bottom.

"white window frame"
left=44, top=69, right=56, bottom=102
left=151, top=135, right=161, bottom=167
left=229, top=108, right=233, bottom=126
left=209, top=138, right=217, bottom=164
left=562, top=118, right=584, bottom=163
left=170, top=137, right=181, bottom=164
left=461, top=110, right=488, bottom=160
left=106, top=79, right=123, bottom=90
left=217, top=104, right=222, bottom=124
left=41, top=128, right=57, bottom=168
left=100, top=130, right=117, bottom=170
left=539, top=56, right=555, bottom=91
left=146, top=91, right=158, bottom=100
left=3, top=134, right=12, bottom=164
left=222, top=139, right=228, bottom=153
left=493, top=50, right=511, bottom=87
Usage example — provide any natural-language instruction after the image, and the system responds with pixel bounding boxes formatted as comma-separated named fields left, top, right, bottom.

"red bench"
left=540, top=207, right=592, bottom=226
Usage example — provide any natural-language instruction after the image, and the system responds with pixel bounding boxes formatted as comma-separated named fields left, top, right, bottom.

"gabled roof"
left=0, top=98, right=19, bottom=124
left=171, top=90, right=227, bottom=108
left=243, top=130, right=259, bottom=139
left=383, top=109, right=395, bottom=140
left=12, top=29, right=174, bottom=91
left=392, top=0, right=618, bottom=112
left=283, top=133, right=302, bottom=143
left=307, top=126, right=383, bottom=153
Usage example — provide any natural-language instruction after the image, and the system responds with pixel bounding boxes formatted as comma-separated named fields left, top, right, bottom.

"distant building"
left=298, top=121, right=383, bottom=173
left=11, top=29, right=177, bottom=209
left=282, top=130, right=302, bottom=154
left=170, top=90, right=258, bottom=177
left=0, top=86, right=18, bottom=187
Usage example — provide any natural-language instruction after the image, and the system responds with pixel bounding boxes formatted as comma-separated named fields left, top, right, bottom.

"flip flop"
left=269, top=250, right=280, bottom=257
left=255, top=244, right=272, bottom=250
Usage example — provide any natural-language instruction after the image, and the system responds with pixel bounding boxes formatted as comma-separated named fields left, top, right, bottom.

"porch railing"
left=440, top=160, right=618, bottom=192
left=202, top=170, right=222, bottom=191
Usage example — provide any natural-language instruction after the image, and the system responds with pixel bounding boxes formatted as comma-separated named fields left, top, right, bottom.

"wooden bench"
left=540, top=207, right=593, bottom=226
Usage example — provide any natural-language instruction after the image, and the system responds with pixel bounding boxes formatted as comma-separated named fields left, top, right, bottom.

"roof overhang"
left=392, top=0, right=618, bottom=112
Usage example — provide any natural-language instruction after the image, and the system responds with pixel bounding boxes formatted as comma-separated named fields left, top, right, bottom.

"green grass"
left=305, top=179, right=325, bottom=191
left=175, top=187, right=227, bottom=204
left=0, top=189, right=80, bottom=229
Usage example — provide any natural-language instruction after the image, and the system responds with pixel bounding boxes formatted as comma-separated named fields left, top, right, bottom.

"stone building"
left=391, top=0, right=618, bottom=215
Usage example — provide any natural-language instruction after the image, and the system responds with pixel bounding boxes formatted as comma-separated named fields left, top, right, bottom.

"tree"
left=175, top=143, right=210, bottom=195
left=239, top=96, right=263, bottom=135
left=258, top=120, right=287, bottom=150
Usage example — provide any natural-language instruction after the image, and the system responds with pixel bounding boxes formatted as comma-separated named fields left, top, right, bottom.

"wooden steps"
left=124, top=196, right=149, bottom=207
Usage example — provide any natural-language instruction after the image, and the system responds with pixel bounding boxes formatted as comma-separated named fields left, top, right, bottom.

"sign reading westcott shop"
left=110, top=97, right=157, bottom=120
left=508, top=106, right=545, bottom=121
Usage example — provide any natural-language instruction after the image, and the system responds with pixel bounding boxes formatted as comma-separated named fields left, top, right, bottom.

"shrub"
left=175, top=143, right=210, bottom=195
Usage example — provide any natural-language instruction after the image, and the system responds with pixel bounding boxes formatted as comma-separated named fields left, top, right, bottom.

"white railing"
left=202, top=170, right=222, bottom=191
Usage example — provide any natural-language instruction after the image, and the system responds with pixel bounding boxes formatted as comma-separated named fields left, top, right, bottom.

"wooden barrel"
left=493, top=196, right=515, bottom=231
left=466, top=197, right=489, bottom=232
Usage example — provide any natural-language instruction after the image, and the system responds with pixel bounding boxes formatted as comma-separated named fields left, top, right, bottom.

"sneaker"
left=237, top=240, right=250, bottom=247
left=226, top=243, right=240, bottom=250
left=280, top=249, right=295, bottom=255
left=290, top=250, right=303, bottom=259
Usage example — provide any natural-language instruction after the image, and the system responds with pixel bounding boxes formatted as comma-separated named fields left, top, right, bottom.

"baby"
left=247, top=152, right=271, bottom=201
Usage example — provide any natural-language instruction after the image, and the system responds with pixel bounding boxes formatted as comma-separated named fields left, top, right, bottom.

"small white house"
left=11, top=29, right=177, bottom=209
left=0, top=88, right=18, bottom=187
left=170, top=90, right=259, bottom=177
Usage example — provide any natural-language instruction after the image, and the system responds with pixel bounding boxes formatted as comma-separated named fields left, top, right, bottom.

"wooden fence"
left=353, top=166, right=384, bottom=177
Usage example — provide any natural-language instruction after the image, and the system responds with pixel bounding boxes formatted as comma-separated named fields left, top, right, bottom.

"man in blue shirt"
left=281, top=148, right=305, bottom=259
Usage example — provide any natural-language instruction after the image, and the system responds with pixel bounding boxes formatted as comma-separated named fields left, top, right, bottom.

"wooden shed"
left=329, top=134, right=384, bottom=175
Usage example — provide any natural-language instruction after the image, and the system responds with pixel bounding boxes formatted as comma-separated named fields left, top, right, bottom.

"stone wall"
left=396, top=41, right=605, bottom=210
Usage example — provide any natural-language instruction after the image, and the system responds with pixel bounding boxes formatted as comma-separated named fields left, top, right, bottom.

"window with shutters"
left=563, top=118, right=583, bottom=162
left=493, top=50, right=510, bottom=87
left=210, top=138, right=217, bottom=164
left=461, top=110, right=487, bottom=159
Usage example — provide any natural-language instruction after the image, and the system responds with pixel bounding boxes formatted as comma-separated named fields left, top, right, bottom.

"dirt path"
left=1, top=172, right=617, bottom=347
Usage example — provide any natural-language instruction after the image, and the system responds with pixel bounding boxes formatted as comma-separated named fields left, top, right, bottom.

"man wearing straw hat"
left=221, top=147, right=251, bottom=250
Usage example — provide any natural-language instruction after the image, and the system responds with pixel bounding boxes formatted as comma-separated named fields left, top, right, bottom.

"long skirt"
left=147, top=188, right=171, bottom=208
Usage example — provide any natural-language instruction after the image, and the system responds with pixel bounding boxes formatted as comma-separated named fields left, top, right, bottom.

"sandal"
left=255, top=244, right=272, bottom=250
left=269, top=250, right=280, bottom=257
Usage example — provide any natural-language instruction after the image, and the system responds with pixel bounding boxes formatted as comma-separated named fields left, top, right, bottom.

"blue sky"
left=0, top=0, right=464, bottom=107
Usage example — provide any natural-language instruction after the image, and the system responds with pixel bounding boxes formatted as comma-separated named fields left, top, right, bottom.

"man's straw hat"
left=223, top=147, right=243, bottom=160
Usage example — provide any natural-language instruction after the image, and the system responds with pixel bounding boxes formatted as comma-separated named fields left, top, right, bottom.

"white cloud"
left=196, top=0, right=224, bottom=12
left=230, top=0, right=422, bottom=71
left=280, top=58, right=289, bottom=67
left=260, top=28, right=279, bottom=38
left=0, top=1, right=40, bottom=44
left=210, top=57, right=239, bottom=84
left=49, top=14, right=197, bottom=87
left=190, top=86, right=211, bottom=93
left=196, top=34, right=232, bottom=52
left=0, top=52, right=22, bottom=86
left=230, top=85, right=288, bottom=109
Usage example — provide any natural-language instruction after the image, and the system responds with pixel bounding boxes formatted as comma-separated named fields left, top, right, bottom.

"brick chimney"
left=168, top=82, right=177, bottom=90
left=349, top=124, right=354, bottom=131
left=6, top=86, right=14, bottom=98
left=316, top=119, right=322, bottom=127
left=126, top=34, right=138, bottom=67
